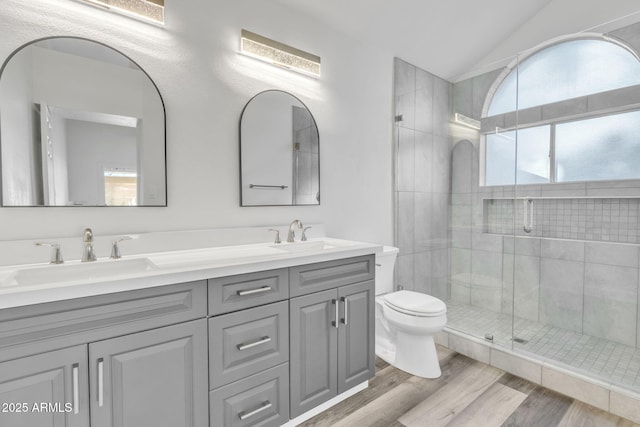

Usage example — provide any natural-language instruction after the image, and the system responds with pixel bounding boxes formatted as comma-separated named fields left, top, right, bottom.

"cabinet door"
left=338, top=281, right=375, bottom=393
left=0, top=345, right=89, bottom=427
left=289, top=289, right=338, bottom=418
left=89, top=319, right=208, bottom=427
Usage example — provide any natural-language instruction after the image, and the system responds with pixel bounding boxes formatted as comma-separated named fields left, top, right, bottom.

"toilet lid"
left=383, top=290, right=446, bottom=317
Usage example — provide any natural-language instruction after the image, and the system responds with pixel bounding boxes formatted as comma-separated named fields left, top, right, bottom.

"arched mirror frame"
left=0, top=36, right=167, bottom=207
left=239, top=89, right=320, bottom=207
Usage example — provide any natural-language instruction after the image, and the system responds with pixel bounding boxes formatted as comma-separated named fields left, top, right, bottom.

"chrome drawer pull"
left=237, top=336, right=272, bottom=351
left=238, top=401, right=272, bottom=420
left=332, top=299, right=339, bottom=328
left=237, top=286, right=272, bottom=296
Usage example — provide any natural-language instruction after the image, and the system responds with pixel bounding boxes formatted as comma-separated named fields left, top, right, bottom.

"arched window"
left=484, top=38, right=640, bottom=186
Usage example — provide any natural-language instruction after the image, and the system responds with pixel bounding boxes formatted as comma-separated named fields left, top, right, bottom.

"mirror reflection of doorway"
left=104, top=168, right=137, bottom=206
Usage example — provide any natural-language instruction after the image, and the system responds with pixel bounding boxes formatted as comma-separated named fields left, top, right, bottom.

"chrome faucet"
left=81, top=228, right=97, bottom=262
left=287, top=220, right=303, bottom=243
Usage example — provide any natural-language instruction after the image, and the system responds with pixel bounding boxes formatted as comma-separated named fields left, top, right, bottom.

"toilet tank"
left=375, top=246, right=399, bottom=295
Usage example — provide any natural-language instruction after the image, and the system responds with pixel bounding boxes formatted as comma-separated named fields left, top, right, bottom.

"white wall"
left=0, top=0, right=394, bottom=246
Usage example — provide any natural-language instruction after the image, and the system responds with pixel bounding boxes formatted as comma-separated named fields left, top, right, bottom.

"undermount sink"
left=148, top=245, right=285, bottom=268
left=0, top=257, right=158, bottom=288
left=271, top=240, right=334, bottom=252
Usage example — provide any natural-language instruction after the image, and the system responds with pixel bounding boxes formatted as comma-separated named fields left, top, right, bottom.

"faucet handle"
left=301, top=226, right=312, bottom=241
left=268, top=229, right=281, bottom=244
left=110, top=236, right=132, bottom=259
left=35, top=242, right=64, bottom=264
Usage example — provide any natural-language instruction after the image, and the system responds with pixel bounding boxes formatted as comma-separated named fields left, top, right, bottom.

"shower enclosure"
left=450, top=22, right=640, bottom=395
left=394, top=16, right=640, bottom=397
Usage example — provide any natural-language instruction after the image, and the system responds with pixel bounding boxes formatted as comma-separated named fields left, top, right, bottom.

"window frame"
left=480, top=35, right=640, bottom=187
left=482, top=106, right=640, bottom=187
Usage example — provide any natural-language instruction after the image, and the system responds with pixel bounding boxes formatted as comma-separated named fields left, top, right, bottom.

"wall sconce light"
left=453, top=113, right=481, bottom=130
left=240, top=29, right=321, bottom=78
left=76, top=0, right=164, bottom=24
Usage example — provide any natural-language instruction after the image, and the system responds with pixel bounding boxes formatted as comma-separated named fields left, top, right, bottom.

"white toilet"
left=375, top=246, right=447, bottom=378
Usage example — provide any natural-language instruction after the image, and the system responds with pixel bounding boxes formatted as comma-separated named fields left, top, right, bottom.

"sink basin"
left=149, top=245, right=285, bottom=268
left=0, top=258, right=158, bottom=288
left=271, top=240, right=334, bottom=252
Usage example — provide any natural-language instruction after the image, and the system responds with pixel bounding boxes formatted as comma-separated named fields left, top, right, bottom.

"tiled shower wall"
left=393, top=58, right=452, bottom=299
left=486, top=197, right=640, bottom=244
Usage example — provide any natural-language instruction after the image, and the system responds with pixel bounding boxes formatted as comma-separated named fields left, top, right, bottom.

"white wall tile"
left=414, top=192, right=431, bottom=252
left=397, top=128, right=415, bottom=191
left=540, top=239, right=585, bottom=262
left=414, top=251, right=432, bottom=294
left=397, top=192, right=415, bottom=254
left=514, top=255, right=540, bottom=322
left=583, top=263, right=638, bottom=347
left=394, top=58, right=415, bottom=96
left=539, top=258, right=584, bottom=332
left=414, top=131, right=432, bottom=193
left=415, top=87, right=434, bottom=133
left=396, top=253, right=415, bottom=291
left=585, top=242, right=639, bottom=268
left=515, top=237, right=541, bottom=256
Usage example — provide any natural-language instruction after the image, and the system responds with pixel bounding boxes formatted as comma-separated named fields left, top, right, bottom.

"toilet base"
left=393, top=331, right=441, bottom=379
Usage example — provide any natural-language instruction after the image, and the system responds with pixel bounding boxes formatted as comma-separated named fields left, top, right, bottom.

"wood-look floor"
left=299, top=346, right=640, bottom=427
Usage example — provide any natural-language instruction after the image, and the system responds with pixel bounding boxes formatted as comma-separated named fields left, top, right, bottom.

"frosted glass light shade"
left=241, top=29, right=321, bottom=77
left=78, top=0, right=164, bottom=24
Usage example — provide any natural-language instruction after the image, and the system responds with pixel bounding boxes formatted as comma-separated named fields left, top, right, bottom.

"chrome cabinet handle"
left=340, top=296, right=348, bottom=325
left=237, top=286, right=272, bottom=296
left=523, top=198, right=534, bottom=233
left=72, top=364, right=79, bottom=415
left=238, top=401, right=272, bottom=420
left=97, top=358, right=104, bottom=407
left=331, top=299, right=339, bottom=328
left=237, top=336, right=272, bottom=351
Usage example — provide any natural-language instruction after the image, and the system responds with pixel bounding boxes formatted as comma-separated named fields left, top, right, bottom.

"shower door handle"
left=523, top=198, right=534, bottom=233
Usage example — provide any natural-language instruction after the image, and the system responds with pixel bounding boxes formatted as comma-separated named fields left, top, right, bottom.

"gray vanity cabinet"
left=89, top=319, right=208, bottom=427
left=0, top=281, right=208, bottom=427
left=337, top=281, right=375, bottom=393
left=289, top=289, right=339, bottom=417
left=289, top=255, right=375, bottom=419
left=0, top=345, right=90, bottom=427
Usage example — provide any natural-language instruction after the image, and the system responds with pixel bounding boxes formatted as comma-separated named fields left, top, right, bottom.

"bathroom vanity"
left=0, top=238, right=377, bottom=427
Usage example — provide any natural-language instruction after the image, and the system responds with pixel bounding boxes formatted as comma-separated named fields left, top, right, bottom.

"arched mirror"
left=0, top=37, right=166, bottom=206
left=239, top=90, right=319, bottom=206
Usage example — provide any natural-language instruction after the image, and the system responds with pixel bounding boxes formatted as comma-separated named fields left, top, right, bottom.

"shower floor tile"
left=446, top=300, right=640, bottom=393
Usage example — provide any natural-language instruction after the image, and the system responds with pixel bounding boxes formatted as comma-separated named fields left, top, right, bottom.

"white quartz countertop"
left=0, top=238, right=381, bottom=309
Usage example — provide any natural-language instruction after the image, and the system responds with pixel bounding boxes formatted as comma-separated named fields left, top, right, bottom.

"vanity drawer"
left=208, top=269, right=288, bottom=315
left=210, top=363, right=289, bottom=427
left=289, top=255, right=375, bottom=297
left=209, top=301, right=289, bottom=389
left=0, top=280, right=207, bottom=362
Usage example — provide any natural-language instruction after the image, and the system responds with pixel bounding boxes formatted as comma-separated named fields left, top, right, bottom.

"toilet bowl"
left=375, top=246, right=447, bottom=378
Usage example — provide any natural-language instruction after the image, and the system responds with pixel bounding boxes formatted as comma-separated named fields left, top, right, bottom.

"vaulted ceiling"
left=273, top=0, right=640, bottom=82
